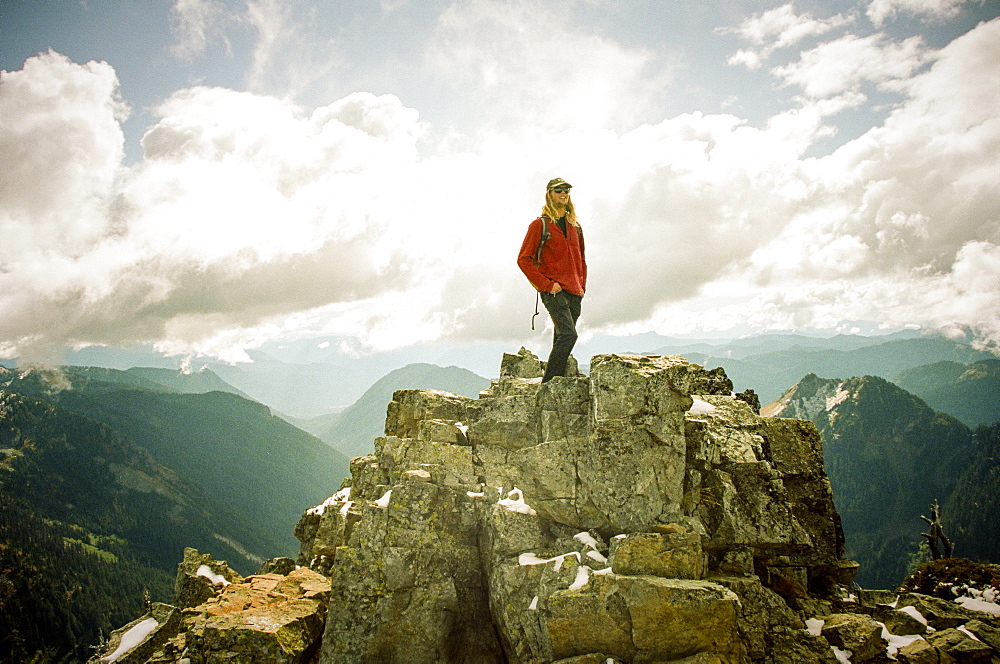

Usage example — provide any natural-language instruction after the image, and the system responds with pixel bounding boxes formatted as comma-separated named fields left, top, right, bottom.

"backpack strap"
left=533, top=216, right=551, bottom=265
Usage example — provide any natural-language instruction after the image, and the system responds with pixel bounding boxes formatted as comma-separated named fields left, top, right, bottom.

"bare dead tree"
left=920, top=499, right=955, bottom=560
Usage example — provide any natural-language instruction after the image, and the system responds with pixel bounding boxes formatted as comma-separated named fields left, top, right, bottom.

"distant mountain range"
left=0, top=366, right=351, bottom=557
left=765, top=373, right=997, bottom=589
left=5, top=328, right=993, bottom=421
left=299, top=363, right=492, bottom=458
left=895, top=358, right=1000, bottom=428
left=644, top=333, right=995, bottom=405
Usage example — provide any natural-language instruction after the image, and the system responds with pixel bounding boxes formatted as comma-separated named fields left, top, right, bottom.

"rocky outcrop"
left=97, top=351, right=1000, bottom=663
left=296, top=351, right=860, bottom=663
left=89, top=548, right=331, bottom=664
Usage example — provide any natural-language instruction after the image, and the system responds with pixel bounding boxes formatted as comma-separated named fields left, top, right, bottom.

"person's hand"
left=549, top=283, right=562, bottom=294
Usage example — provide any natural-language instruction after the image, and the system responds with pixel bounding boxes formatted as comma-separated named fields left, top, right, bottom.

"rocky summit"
left=92, top=351, right=1000, bottom=664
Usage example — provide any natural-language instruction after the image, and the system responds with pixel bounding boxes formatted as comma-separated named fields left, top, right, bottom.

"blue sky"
left=1, top=0, right=998, bottom=365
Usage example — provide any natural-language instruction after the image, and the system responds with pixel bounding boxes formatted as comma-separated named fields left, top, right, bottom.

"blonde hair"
left=541, top=190, right=579, bottom=227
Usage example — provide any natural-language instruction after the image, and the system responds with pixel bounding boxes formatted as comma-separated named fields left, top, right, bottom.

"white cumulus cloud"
left=723, top=3, right=851, bottom=69
left=867, top=0, right=976, bottom=26
left=1, top=10, right=997, bottom=362
left=772, top=32, right=932, bottom=98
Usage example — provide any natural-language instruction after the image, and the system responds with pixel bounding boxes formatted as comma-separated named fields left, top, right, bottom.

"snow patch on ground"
left=499, top=487, right=537, bottom=516
left=955, top=586, right=1000, bottom=616
left=826, top=384, right=849, bottom=411
left=880, top=622, right=925, bottom=658
left=308, top=487, right=351, bottom=515
left=899, top=604, right=929, bottom=627
left=518, top=551, right=582, bottom=571
left=196, top=564, right=230, bottom=586
left=101, top=618, right=158, bottom=662
left=688, top=398, right=717, bottom=415
left=574, top=531, right=608, bottom=563
left=568, top=565, right=591, bottom=590
left=830, top=644, right=852, bottom=663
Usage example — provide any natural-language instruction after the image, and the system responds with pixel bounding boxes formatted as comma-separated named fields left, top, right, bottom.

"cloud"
left=728, top=18, right=1000, bottom=344
left=0, top=51, right=127, bottom=261
left=1, top=13, right=997, bottom=362
left=423, top=0, right=677, bottom=132
left=0, top=56, right=435, bottom=361
left=771, top=32, right=932, bottom=98
left=170, top=0, right=226, bottom=60
left=723, top=3, right=851, bottom=69
left=867, top=0, right=974, bottom=26
left=243, top=0, right=340, bottom=100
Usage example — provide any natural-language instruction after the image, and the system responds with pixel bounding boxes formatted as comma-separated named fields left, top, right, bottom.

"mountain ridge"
left=0, top=366, right=351, bottom=554
left=766, top=373, right=980, bottom=588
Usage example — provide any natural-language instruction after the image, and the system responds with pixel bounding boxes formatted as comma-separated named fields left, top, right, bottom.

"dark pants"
left=540, top=290, right=582, bottom=382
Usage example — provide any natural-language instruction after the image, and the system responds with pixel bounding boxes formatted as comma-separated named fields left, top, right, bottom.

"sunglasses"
left=551, top=187, right=570, bottom=194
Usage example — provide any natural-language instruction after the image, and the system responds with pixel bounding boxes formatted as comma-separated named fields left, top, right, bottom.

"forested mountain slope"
left=766, top=374, right=984, bottom=588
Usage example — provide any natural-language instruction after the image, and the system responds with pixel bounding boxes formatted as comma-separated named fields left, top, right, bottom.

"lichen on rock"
left=297, top=351, right=864, bottom=663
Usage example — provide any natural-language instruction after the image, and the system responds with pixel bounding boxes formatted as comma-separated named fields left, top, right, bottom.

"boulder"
left=868, top=602, right=930, bottom=636
left=820, top=613, right=885, bottom=662
left=895, top=592, right=989, bottom=630
left=609, top=530, right=706, bottom=579
left=896, top=638, right=940, bottom=664
left=258, top=557, right=297, bottom=576
left=174, top=547, right=243, bottom=610
left=501, top=347, right=546, bottom=378
left=308, top=353, right=856, bottom=663
left=180, top=568, right=331, bottom=663
left=923, top=628, right=995, bottom=663
left=964, top=619, right=1000, bottom=651
left=384, top=388, right=472, bottom=440
left=88, top=603, right=180, bottom=664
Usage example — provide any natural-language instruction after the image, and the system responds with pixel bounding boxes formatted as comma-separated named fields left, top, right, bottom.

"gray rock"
left=895, top=592, right=990, bottom=630
left=609, top=531, right=706, bottom=579
left=173, top=547, right=243, bottom=610
left=896, top=637, right=939, bottom=664
left=384, top=388, right=472, bottom=439
left=871, top=604, right=929, bottom=636
left=768, top=626, right=841, bottom=663
left=313, top=353, right=860, bottom=663
left=258, top=557, right=297, bottom=576
left=180, top=568, right=331, bottom=664
left=964, top=619, right=1000, bottom=651
left=501, top=347, right=546, bottom=378
left=820, top=613, right=885, bottom=662
left=924, top=627, right=995, bottom=662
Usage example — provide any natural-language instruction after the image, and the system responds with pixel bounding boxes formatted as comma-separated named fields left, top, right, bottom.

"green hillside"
left=945, top=423, right=1000, bottom=563
left=0, top=366, right=351, bottom=555
left=768, top=374, right=978, bottom=588
left=895, top=359, right=1000, bottom=428
left=0, top=390, right=268, bottom=662
left=126, top=366, right=254, bottom=400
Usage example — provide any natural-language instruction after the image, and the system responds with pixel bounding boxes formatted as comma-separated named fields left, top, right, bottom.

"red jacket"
left=517, top=216, right=587, bottom=296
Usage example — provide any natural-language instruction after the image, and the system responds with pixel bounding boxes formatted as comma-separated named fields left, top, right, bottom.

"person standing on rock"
left=517, top=177, right=587, bottom=383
